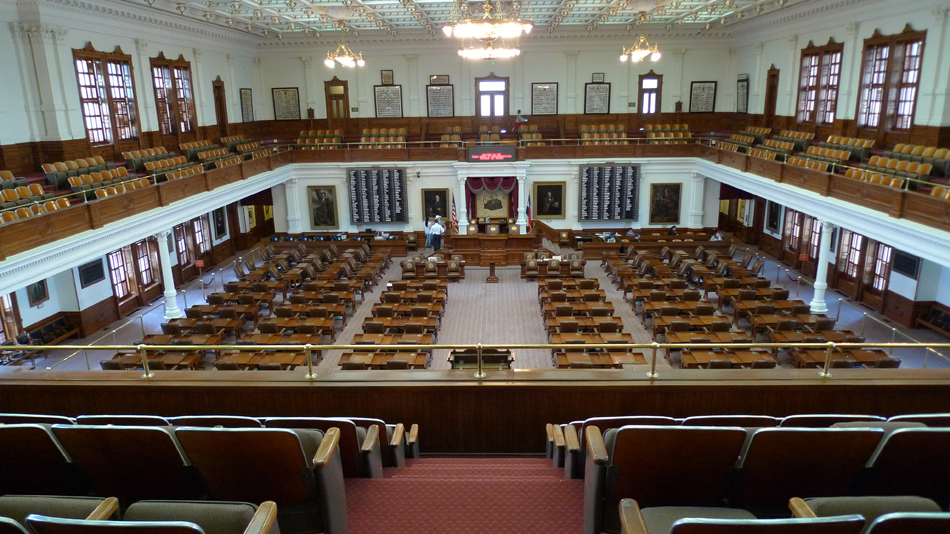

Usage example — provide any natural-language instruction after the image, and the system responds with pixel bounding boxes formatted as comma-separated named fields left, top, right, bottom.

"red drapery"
left=465, top=176, right=518, bottom=220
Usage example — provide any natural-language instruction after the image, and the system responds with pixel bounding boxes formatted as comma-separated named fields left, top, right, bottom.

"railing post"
left=83, top=349, right=90, bottom=370
left=836, top=298, right=843, bottom=322
left=182, top=289, right=188, bottom=310
left=112, top=330, right=118, bottom=346
left=819, top=342, right=835, bottom=378
left=647, top=342, right=659, bottom=379
left=889, top=328, right=896, bottom=356
left=474, top=343, right=486, bottom=379
left=140, top=315, right=146, bottom=338
left=304, top=344, right=316, bottom=379
left=861, top=313, right=867, bottom=336
left=796, top=273, right=802, bottom=297
left=140, top=345, right=153, bottom=379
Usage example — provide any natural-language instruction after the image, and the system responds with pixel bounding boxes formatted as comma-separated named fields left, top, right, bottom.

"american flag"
left=526, top=193, right=532, bottom=232
left=451, top=193, right=459, bottom=233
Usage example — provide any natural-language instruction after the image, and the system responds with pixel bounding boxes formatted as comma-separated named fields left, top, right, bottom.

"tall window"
left=174, top=225, right=192, bottom=266
left=133, top=240, right=156, bottom=286
left=150, top=53, right=197, bottom=136
left=856, top=27, right=926, bottom=130
left=193, top=217, right=211, bottom=254
left=783, top=210, right=803, bottom=250
left=795, top=40, right=843, bottom=125
left=638, top=71, right=662, bottom=115
left=807, top=219, right=822, bottom=259
left=107, top=249, right=134, bottom=299
left=475, top=76, right=508, bottom=118
left=870, top=244, right=893, bottom=291
left=841, top=232, right=865, bottom=278
left=72, top=44, right=139, bottom=146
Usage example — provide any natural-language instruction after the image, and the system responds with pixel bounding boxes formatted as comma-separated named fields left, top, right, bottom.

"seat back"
left=0, top=425, right=80, bottom=495
left=734, top=428, right=884, bottom=511
left=865, top=429, right=950, bottom=505
left=169, top=416, right=263, bottom=428
left=27, top=516, right=202, bottom=534
left=682, top=415, right=780, bottom=428
left=780, top=414, right=885, bottom=428
left=608, top=426, right=747, bottom=507
left=865, top=513, right=950, bottom=534
left=580, top=416, right=677, bottom=453
left=51, top=425, right=200, bottom=503
left=263, top=417, right=364, bottom=478
left=668, top=516, right=865, bottom=534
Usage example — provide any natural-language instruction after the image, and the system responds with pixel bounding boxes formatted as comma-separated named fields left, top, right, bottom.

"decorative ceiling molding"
left=728, top=0, right=870, bottom=37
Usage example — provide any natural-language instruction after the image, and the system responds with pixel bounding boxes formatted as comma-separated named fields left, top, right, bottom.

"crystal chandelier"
left=458, top=41, right=521, bottom=59
left=443, top=0, right=533, bottom=40
left=324, top=23, right=365, bottom=68
left=620, top=35, right=661, bottom=63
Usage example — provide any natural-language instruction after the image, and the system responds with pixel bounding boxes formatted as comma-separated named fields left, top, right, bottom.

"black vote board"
left=348, top=168, right=408, bottom=223
left=578, top=165, right=640, bottom=221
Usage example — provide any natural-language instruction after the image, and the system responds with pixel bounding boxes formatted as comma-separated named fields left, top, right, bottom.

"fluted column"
left=809, top=220, right=835, bottom=314
left=156, top=229, right=184, bottom=319
left=688, top=172, right=705, bottom=227
left=456, top=176, right=468, bottom=233
left=516, top=174, right=528, bottom=227
left=285, top=178, right=302, bottom=233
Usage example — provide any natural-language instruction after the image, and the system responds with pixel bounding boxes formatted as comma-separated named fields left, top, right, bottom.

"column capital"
left=301, top=56, right=313, bottom=65
left=287, top=177, right=298, bottom=185
left=787, top=34, right=798, bottom=48
left=755, top=42, right=764, bottom=53
left=820, top=220, right=836, bottom=232
left=845, top=22, right=859, bottom=39
left=226, top=53, right=234, bottom=65
left=254, top=57, right=263, bottom=67
left=154, top=229, right=171, bottom=240
left=670, top=49, right=686, bottom=59
left=192, top=47, right=203, bottom=60
left=516, top=175, right=527, bottom=184
left=134, top=38, right=149, bottom=54
left=405, top=54, right=418, bottom=66
left=691, top=172, right=704, bottom=182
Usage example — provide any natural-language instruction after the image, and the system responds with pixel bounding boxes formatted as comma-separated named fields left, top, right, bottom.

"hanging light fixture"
left=442, top=0, right=532, bottom=40
left=458, top=40, right=521, bottom=59
left=619, top=35, right=661, bottom=63
left=324, top=23, right=365, bottom=68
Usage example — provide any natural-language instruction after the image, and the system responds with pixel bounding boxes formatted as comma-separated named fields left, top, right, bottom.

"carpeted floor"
left=346, top=457, right=584, bottom=533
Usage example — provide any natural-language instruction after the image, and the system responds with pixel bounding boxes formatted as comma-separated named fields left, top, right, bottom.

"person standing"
left=424, top=217, right=432, bottom=250
left=429, top=215, right=445, bottom=251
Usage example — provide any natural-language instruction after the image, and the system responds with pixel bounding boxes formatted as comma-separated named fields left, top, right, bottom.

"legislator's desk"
left=448, top=234, right=539, bottom=266
left=226, top=280, right=290, bottom=299
left=361, top=316, right=439, bottom=335
left=169, top=318, right=243, bottom=339
left=258, top=318, right=337, bottom=339
left=555, top=351, right=647, bottom=368
left=339, top=351, right=429, bottom=369
left=217, top=351, right=308, bottom=370
left=788, top=348, right=888, bottom=368
left=112, top=351, right=202, bottom=370
left=546, top=316, right=623, bottom=334
left=680, top=349, right=776, bottom=369
left=542, top=302, right=615, bottom=317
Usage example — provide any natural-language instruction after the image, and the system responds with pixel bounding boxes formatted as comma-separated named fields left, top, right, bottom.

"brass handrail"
left=19, top=340, right=950, bottom=380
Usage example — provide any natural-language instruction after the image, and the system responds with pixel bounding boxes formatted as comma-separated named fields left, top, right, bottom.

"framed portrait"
left=649, top=183, right=681, bottom=225
left=245, top=205, right=257, bottom=229
left=765, top=200, right=782, bottom=234
left=422, top=188, right=450, bottom=220
left=212, top=208, right=227, bottom=240
left=475, top=191, right=509, bottom=219
left=263, top=205, right=273, bottom=221
left=78, top=259, right=106, bottom=289
left=381, top=70, right=394, bottom=85
left=592, top=72, right=605, bottom=83
left=27, top=279, right=49, bottom=307
left=308, top=186, right=339, bottom=229
left=430, top=74, right=449, bottom=85
left=533, top=181, right=566, bottom=219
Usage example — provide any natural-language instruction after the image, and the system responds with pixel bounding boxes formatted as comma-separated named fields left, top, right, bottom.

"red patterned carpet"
left=346, top=457, right=584, bottom=533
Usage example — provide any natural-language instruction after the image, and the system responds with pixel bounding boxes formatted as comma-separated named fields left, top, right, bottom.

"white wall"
left=73, top=257, right=114, bottom=310
left=15, top=270, right=77, bottom=327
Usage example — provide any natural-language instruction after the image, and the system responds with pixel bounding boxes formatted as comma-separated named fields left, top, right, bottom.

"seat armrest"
left=313, top=427, right=340, bottom=468
left=407, top=424, right=420, bottom=458
left=619, top=500, right=649, bottom=534
left=788, top=497, right=817, bottom=518
left=564, top=424, right=581, bottom=478
left=564, top=424, right=579, bottom=453
left=361, top=424, right=380, bottom=453
left=86, top=498, right=119, bottom=520
left=389, top=423, right=404, bottom=448
left=243, top=501, right=278, bottom=534
left=552, top=424, right=566, bottom=449
left=586, top=425, right=608, bottom=465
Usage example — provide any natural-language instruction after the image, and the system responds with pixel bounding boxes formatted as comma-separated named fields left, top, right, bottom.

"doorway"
left=212, top=76, right=228, bottom=137
left=474, top=74, right=509, bottom=132
left=325, top=77, right=349, bottom=134
left=764, top=66, right=780, bottom=127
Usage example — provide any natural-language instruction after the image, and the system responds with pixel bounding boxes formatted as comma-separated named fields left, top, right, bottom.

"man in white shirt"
left=429, top=216, right=445, bottom=251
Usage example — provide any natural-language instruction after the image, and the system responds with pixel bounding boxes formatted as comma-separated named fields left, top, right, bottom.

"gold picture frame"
left=649, top=183, right=681, bottom=225
left=533, top=181, right=565, bottom=219
left=308, top=186, right=339, bottom=229
left=421, top=188, right=450, bottom=221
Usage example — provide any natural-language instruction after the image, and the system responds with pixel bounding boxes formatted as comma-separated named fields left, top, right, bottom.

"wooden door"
left=325, top=77, right=349, bottom=134
left=474, top=74, right=510, bottom=134
left=212, top=76, right=228, bottom=138
left=764, top=66, right=780, bottom=127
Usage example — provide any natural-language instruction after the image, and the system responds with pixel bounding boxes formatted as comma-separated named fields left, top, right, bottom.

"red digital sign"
left=470, top=152, right=515, bottom=161
left=467, top=145, right=517, bottom=162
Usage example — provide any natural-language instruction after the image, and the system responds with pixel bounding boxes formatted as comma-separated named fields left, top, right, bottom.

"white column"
left=565, top=51, right=577, bottom=113
left=784, top=34, right=799, bottom=117
left=752, top=42, right=764, bottom=114
left=254, top=57, right=268, bottom=120
left=285, top=178, right=302, bottom=233
left=191, top=48, right=207, bottom=125
left=809, top=220, right=835, bottom=315
left=134, top=39, right=156, bottom=134
left=406, top=55, right=420, bottom=116
left=516, top=174, right=528, bottom=227
left=456, top=176, right=468, bottom=233
left=688, top=172, right=705, bottom=228
left=156, top=230, right=184, bottom=319
left=301, top=56, right=316, bottom=114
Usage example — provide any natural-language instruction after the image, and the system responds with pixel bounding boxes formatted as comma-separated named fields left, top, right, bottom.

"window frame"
left=193, top=216, right=211, bottom=255
left=174, top=224, right=192, bottom=267
left=150, top=52, right=198, bottom=137
left=870, top=243, right=893, bottom=292
left=474, top=74, right=509, bottom=118
left=133, top=240, right=157, bottom=287
left=72, top=43, right=141, bottom=147
left=855, top=26, right=926, bottom=132
left=107, top=248, right=135, bottom=300
left=807, top=218, right=822, bottom=259
left=795, top=39, right=843, bottom=126
left=638, top=70, right=663, bottom=115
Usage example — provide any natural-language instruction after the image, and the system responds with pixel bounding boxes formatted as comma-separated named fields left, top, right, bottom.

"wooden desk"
left=546, top=316, right=623, bottom=334
left=788, top=348, right=888, bottom=368
left=351, top=333, right=434, bottom=347
left=361, top=316, right=439, bottom=335
left=540, top=289, right=608, bottom=303
left=217, top=351, right=308, bottom=369
left=339, top=351, right=429, bottom=369
left=555, top=351, right=647, bottom=368
left=226, top=280, right=290, bottom=299
left=449, top=234, right=539, bottom=266
left=169, top=318, right=243, bottom=338
left=749, top=313, right=822, bottom=336
left=112, top=351, right=202, bottom=370
left=371, top=303, right=443, bottom=318
left=542, top=302, right=615, bottom=317
left=189, top=304, right=261, bottom=328
left=680, top=349, right=775, bottom=369
left=258, top=318, right=337, bottom=339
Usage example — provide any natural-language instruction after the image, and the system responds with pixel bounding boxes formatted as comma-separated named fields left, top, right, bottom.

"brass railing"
left=14, top=341, right=950, bottom=381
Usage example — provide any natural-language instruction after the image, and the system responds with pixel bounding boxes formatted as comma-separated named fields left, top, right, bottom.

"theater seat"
left=790, top=495, right=942, bottom=532
left=174, top=427, right=346, bottom=534
left=0, top=424, right=85, bottom=496
left=263, top=417, right=383, bottom=478
left=26, top=500, right=276, bottom=534
left=0, top=495, right=117, bottom=530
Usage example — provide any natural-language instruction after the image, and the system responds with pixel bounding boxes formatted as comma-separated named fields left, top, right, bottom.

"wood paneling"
left=89, top=187, right=162, bottom=229
left=828, top=177, right=901, bottom=216
left=882, top=290, right=929, bottom=329
left=1, top=371, right=950, bottom=454
left=780, top=166, right=830, bottom=196
left=0, top=142, right=36, bottom=176
left=759, top=233, right=782, bottom=258
left=0, top=206, right=94, bottom=260
left=60, top=297, right=119, bottom=338
left=158, top=172, right=208, bottom=206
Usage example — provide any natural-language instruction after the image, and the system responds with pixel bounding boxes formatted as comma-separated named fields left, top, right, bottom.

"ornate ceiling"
left=125, top=0, right=811, bottom=42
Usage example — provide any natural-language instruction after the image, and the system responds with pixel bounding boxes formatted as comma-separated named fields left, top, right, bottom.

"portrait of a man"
left=27, top=279, right=49, bottom=307
left=649, top=183, right=681, bottom=225
left=212, top=208, right=227, bottom=240
left=533, top=182, right=565, bottom=219
left=422, top=189, right=449, bottom=220
left=766, top=201, right=782, bottom=233
left=309, top=186, right=338, bottom=229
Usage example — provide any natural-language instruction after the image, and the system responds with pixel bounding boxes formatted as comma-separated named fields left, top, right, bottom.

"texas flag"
left=451, top=193, right=459, bottom=234
left=526, top=193, right=532, bottom=232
